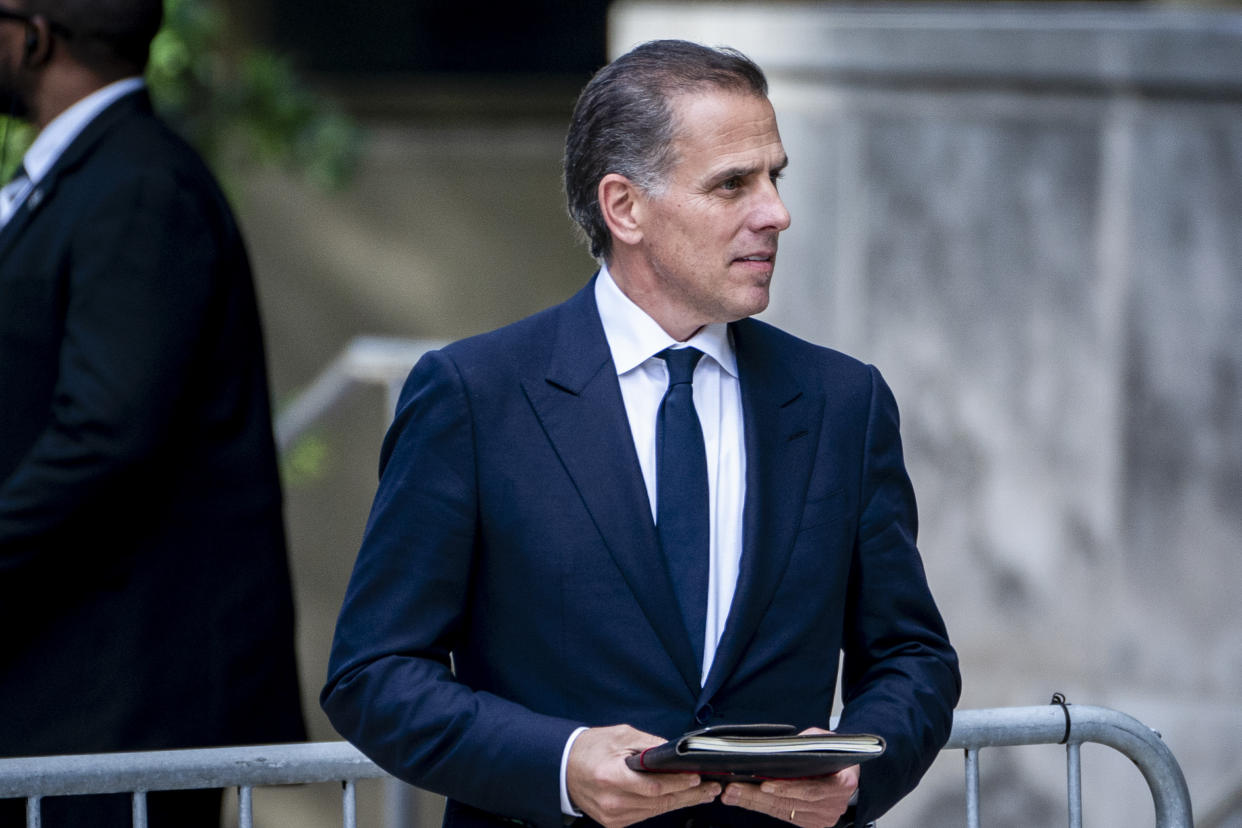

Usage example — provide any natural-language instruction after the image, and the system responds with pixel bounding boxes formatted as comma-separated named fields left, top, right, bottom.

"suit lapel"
left=521, top=280, right=702, bottom=696
left=701, top=319, right=820, bottom=702
left=0, top=90, right=151, bottom=261
left=0, top=171, right=57, bottom=259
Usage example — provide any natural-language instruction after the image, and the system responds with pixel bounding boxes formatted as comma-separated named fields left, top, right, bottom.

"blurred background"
left=86, top=0, right=1242, bottom=825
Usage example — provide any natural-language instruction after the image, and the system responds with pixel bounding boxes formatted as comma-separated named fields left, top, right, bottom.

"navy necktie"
left=656, top=347, right=709, bottom=670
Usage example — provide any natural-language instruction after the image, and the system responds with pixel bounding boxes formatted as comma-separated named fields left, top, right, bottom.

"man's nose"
left=752, top=182, right=791, bottom=232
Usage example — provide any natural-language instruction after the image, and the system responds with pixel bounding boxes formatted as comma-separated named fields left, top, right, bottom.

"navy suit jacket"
left=322, top=278, right=959, bottom=828
left=0, top=91, right=304, bottom=764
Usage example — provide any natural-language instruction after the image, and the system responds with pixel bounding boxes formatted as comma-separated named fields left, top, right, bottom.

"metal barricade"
left=945, top=704, right=1194, bottom=827
left=0, top=742, right=388, bottom=828
left=274, top=336, right=445, bottom=451
left=0, top=705, right=1195, bottom=827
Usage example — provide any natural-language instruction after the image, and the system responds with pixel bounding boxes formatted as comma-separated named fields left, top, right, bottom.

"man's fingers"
left=628, top=764, right=722, bottom=819
left=723, top=787, right=843, bottom=827
left=721, top=767, right=859, bottom=827
left=796, top=726, right=834, bottom=736
left=568, top=725, right=722, bottom=827
left=589, top=779, right=720, bottom=828
left=759, top=772, right=850, bottom=800
left=657, top=781, right=723, bottom=813
left=633, top=770, right=709, bottom=796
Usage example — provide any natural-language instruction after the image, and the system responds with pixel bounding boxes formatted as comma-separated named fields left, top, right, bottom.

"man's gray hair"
left=563, top=39, right=768, bottom=261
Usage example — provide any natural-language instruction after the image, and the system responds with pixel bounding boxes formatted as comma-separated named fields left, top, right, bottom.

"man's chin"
left=731, top=287, right=771, bottom=320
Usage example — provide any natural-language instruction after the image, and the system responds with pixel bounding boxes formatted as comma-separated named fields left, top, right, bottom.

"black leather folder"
left=625, top=723, right=885, bottom=782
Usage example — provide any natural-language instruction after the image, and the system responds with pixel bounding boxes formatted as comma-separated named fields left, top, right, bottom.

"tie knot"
left=659, top=347, right=703, bottom=386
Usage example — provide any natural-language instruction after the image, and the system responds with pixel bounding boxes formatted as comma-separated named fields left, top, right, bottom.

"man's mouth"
left=734, top=252, right=776, bottom=266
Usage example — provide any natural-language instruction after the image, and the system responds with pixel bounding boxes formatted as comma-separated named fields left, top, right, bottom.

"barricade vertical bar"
left=344, top=779, right=358, bottom=828
left=25, top=796, right=39, bottom=828
left=385, top=776, right=417, bottom=828
left=964, top=748, right=981, bottom=828
left=1066, top=742, right=1082, bottom=828
left=239, top=785, right=253, bottom=828
left=132, top=790, right=147, bottom=828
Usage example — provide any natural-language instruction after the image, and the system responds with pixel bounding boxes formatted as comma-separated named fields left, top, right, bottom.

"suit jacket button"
left=695, top=704, right=714, bottom=724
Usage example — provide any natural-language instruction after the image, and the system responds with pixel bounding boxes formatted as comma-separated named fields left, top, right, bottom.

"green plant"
left=2, top=0, right=361, bottom=188
left=149, top=0, right=361, bottom=190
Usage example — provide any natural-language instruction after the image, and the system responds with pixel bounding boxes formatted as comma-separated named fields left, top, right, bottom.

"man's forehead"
left=666, top=89, right=785, bottom=165
left=668, top=87, right=779, bottom=129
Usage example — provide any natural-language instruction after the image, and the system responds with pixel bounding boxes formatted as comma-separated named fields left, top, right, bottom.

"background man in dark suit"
left=323, top=40, right=959, bottom=828
left=0, top=0, right=304, bottom=825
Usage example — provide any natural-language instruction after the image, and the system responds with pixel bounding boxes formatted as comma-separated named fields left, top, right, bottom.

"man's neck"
left=30, top=64, right=129, bottom=132
left=604, top=254, right=705, bottom=343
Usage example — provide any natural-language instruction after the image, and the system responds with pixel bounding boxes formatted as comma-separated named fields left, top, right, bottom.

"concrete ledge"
left=610, top=2, right=1242, bottom=96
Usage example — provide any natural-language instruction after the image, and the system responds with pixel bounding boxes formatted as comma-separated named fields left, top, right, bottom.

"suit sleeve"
left=834, top=365, right=961, bottom=824
left=321, top=350, right=581, bottom=828
left=0, top=169, right=219, bottom=569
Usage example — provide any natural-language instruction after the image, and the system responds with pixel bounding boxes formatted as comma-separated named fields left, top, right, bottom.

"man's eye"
left=770, top=171, right=784, bottom=187
left=721, top=177, right=742, bottom=191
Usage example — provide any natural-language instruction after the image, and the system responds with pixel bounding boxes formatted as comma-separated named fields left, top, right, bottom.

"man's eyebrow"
left=709, top=155, right=790, bottom=183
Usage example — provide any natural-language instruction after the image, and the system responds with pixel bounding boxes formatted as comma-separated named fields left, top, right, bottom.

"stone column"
left=611, top=4, right=1242, bottom=823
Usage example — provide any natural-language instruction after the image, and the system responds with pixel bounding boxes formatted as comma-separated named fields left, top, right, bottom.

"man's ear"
left=23, top=17, right=53, bottom=67
left=598, top=173, right=646, bottom=247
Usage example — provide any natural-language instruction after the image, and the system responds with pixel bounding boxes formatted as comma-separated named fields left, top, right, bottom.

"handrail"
left=274, top=336, right=445, bottom=451
left=0, top=742, right=384, bottom=798
left=0, top=707, right=1195, bottom=826
left=946, top=704, right=1194, bottom=827
left=0, top=742, right=390, bottom=828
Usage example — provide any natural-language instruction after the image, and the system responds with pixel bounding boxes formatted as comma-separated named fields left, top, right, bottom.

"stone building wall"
left=611, top=4, right=1242, bottom=824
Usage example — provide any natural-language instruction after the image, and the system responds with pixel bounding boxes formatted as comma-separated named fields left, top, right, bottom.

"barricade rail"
left=946, top=703, right=1193, bottom=827
left=0, top=705, right=1194, bottom=827
left=274, top=336, right=444, bottom=451
left=0, top=742, right=388, bottom=828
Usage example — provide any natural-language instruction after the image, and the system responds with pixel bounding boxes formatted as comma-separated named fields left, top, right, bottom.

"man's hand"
left=567, top=725, right=722, bottom=828
left=720, top=727, right=859, bottom=827
left=721, top=767, right=858, bottom=827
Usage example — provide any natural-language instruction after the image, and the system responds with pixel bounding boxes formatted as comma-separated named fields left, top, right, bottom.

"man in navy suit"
left=323, top=40, right=959, bottom=828
left=0, top=0, right=304, bottom=825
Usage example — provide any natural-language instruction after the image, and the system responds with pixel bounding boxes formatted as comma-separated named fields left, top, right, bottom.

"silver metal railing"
left=0, top=741, right=388, bottom=828
left=0, top=705, right=1194, bottom=827
left=274, top=336, right=446, bottom=452
left=945, top=704, right=1194, bottom=827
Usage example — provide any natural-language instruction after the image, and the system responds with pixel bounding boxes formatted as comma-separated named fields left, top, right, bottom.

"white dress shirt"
left=560, top=264, right=748, bottom=814
left=0, top=76, right=145, bottom=226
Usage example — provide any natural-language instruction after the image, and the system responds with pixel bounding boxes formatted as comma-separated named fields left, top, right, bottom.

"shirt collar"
left=594, top=262, right=738, bottom=378
left=22, top=77, right=146, bottom=185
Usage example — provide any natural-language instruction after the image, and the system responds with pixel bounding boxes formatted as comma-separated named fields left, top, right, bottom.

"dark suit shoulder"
left=442, top=301, right=562, bottom=366
left=436, top=280, right=598, bottom=383
left=27, top=94, right=229, bottom=236
left=97, top=112, right=217, bottom=184
left=732, top=316, right=873, bottom=384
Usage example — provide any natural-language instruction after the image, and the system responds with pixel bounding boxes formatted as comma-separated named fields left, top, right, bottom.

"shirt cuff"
left=560, top=726, right=589, bottom=817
